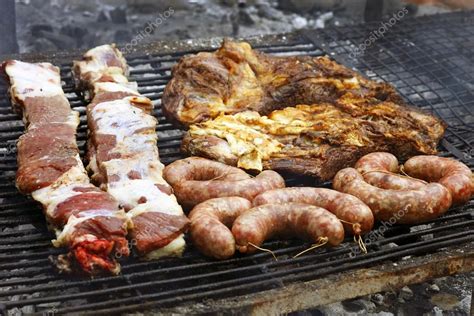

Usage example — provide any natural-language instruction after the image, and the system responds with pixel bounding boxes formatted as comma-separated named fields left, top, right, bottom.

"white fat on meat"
left=73, top=44, right=129, bottom=84
left=126, top=197, right=183, bottom=219
left=91, top=98, right=157, bottom=142
left=143, top=234, right=186, bottom=260
left=82, top=45, right=128, bottom=74
left=111, top=134, right=158, bottom=159
left=75, top=44, right=187, bottom=258
left=36, top=183, right=87, bottom=219
left=102, top=157, right=166, bottom=184
left=93, top=82, right=139, bottom=95
left=5, top=61, right=63, bottom=100
left=63, top=110, right=81, bottom=128
left=108, top=179, right=180, bottom=212
left=32, top=155, right=89, bottom=216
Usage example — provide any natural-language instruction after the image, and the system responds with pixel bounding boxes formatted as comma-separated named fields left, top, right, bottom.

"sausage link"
left=232, top=203, right=344, bottom=254
left=253, top=187, right=374, bottom=235
left=355, top=152, right=399, bottom=174
left=189, top=197, right=252, bottom=259
left=333, top=168, right=452, bottom=224
left=404, top=155, right=473, bottom=205
left=355, top=152, right=426, bottom=190
left=164, top=157, right=250, bottom=184
left=163, top=157, right=285, bottom=208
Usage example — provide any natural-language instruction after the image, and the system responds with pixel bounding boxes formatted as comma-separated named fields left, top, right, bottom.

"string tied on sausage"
left=207, top=171, right=255, bottom=181
left=354, top=234, right=367, bottom=254
left=338, top=219, right=367, bottom=254
left=400, top=165, right=428, bottom=184
left=293, top=237, right=329, bottom=258
left=399, top=165, right=408, bottom=177
left=361, top=169, right=428, bottom=185
left=207, top=171, right=231, bottom=181
left=247, top=242, right=278, bottom=261
left=338, top=219, right=362, bottom=236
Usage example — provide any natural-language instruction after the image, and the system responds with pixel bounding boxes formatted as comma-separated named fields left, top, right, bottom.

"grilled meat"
left=2, top=60, right=129, bottom=275
left=166, top=40, right=446, bottom=180
left=163, top=40, right=416, bottom=127
left=73, top=45, right=189, bottom=260
left=182, top=98, right=446, bottom=180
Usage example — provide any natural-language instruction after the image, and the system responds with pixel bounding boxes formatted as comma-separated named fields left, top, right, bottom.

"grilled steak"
left=164, top=40, right=417, bottom=127
left=165, top=40, right=446, bottom=180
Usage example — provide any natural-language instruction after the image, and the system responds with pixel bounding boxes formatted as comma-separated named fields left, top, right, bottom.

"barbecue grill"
left=0, top=11, right=473, bottom=315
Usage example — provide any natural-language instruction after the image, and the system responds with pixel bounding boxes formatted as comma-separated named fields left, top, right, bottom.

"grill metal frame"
left=0, top=11, right=473, bottom=315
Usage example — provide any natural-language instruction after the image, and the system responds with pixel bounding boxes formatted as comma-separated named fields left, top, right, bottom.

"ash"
left=12, top=0, right=448, bottom=54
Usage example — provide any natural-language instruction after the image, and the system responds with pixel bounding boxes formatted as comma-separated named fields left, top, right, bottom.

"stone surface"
left=431, top=293, right=461, bottom=310
left=428, top=283, right=441, bottom=293
left=296, top=272, right=472, bottom=315
left=398, top=286, right=414, bottom=301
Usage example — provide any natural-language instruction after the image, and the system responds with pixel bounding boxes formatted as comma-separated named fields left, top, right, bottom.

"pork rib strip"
left=2, top=60, right=129, bottom=275
left=73, top=45, right=189, bottom=259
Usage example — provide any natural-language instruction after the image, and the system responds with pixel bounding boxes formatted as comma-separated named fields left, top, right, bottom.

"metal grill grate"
left=0, top=11, right=473, bottom=315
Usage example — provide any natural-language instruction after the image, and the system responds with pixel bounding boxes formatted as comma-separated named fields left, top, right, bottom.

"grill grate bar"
left=1, top=210, right=472, bottom=302
left=34, top=233, right=474, bottom=315
left=5, top=230, right=473, bottom=310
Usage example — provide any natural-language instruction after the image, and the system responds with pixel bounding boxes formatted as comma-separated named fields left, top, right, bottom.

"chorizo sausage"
left=333, top=168, right=452, bottom=224
left=355, top=152, right=426, bottom=190
left=163, top=157, right=285, bottom=208
left=404, top=155, right=473, bottom=205
left=232, top=203, right=344, bottom=254
left=253, top=187, right=374, bottom=235
left=188, top=197, right=252, bottom=259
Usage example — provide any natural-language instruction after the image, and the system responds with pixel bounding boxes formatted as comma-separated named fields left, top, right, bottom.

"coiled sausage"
left=253, top=187, right=374, bottom=235
left=188, top=197, right=252, bottom=259
left=333, top=168, right=452, bottom=224
left=232, top=203, right=344, bottom=254
left=355, top=152, right=426, bottom=190
left=163, top=157, right=285, bottom=208
left=404, top=155, right=473, bottom=205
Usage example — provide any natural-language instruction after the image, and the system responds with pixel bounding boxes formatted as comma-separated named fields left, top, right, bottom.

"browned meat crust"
left=163, top=40, right=434, bottom=128
left=169, top=40, right=446, bottom=180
